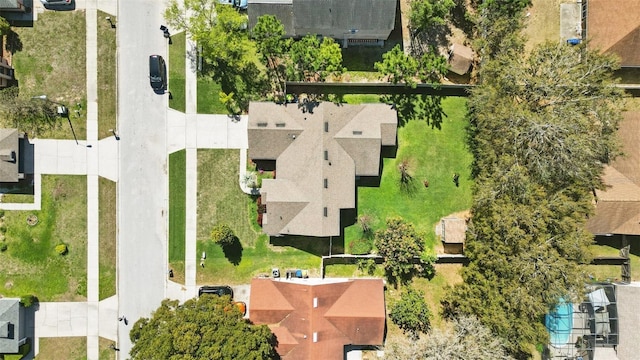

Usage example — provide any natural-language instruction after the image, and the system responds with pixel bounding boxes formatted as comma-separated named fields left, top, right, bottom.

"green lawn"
left=197, top=77, right=227, bottom=114
left=97, top=10, right=117, bottom=139
left=10, top=11, right=87, bottom=139
left=35, top=337, right=86, bottom=360
left=587, top=242, right=640, bottom=282
left=196, top=149, right=322, bottom=284
left=169, top=150, right=186, bottom=263
left=0, top=176, right=87, bottom=301
left=98, top=177, right=116, bottom=300
left=168, top=32, right=186, bottom=112
left=344, top=97, right=473, bottom=252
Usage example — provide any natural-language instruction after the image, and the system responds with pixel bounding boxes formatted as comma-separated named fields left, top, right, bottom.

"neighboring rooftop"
left=0, top=298, right=24, bottom=354
left=248, top=101, right=397, bottom=237
left=249, top=278, right=386, bottom=360
left=0, top=129, right=22, bottom=183
left=587, top=111, right=640, bottom=235
left=247, top=0, right=397, bottom=44
left=587, top=0, right=640, bottom=67
left=447, top=44, right=474, bottom=75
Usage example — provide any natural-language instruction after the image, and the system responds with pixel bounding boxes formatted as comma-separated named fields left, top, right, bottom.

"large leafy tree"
left=165, top=0, right=266, bottom=112
left=130, top=296, right=278, bottom=360
left=384, top=316, right=515, bottom=360
left=444, top=42, right=623, bottom=358
left=287, top=35, right=344, bottom=82
left=0, top=88, right=60, bottom=135
left=389, top=287, right=431, bottom=340
left=409, top=0, right=455, bottom=34
left=374, top=217, right=435, bottom=286
left=374, top=45, right=448, bottom=128
left=251, top=15, right=290, bottom=95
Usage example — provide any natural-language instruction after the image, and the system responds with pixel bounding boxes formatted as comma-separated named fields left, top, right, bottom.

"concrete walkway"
left=16, top=2, right=119, bottom=359
left=166, top=33, right=249, bottom=302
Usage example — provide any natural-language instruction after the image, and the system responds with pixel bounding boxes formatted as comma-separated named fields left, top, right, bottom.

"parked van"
left=149, top=55, right=167, bottom=92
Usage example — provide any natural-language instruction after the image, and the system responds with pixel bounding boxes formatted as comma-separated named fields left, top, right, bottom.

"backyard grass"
left=168, top=31, right=186, bottom=112
left=197, top=77, right=227, bottom=114
left=98, top=177, right=116, bottom=300
left=344, top=97, right=473, bottom=252
left=522, top=0, right=562, bottom=52
left=10, top=11, right=87, bottom=140
left=0, top=176, right=87, bottom=301
left=97, top=10, right=117, bottom=139
left=35, top=337, right=86, bottom=360
left=587, top=243, right=640, bottom=282
left=195, top=149, right=322, bottom=284
left=169, top=150, right=186, bottom=263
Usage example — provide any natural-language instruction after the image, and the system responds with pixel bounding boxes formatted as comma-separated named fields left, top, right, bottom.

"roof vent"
left=257, top=122, right=268, bottom=127
left=352, top=130, right=362, bottom=135
left=313, top=332, right=318, bottom=343
left=313, top=297, right=318, bottom=308
left=276, top=123, right=286, bottom=128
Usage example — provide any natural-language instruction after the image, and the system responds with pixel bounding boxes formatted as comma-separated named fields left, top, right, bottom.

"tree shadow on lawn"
left=221, top=238, right=243, bottom=266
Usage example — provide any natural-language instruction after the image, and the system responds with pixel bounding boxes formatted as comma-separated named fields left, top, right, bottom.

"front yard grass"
left=98, top=177, right=116, bottom=300
left=10, top=11, right=87, bottom=139
left=97, top=10, right=117, bottom=139
left=344, top=97, right=473, bottom=252
left=0, top=176, right=87, bottom=301
left=195, top=149, right=321, bottom=284
left=35, top=337, right=86, bottom=360
left=197, top=77, right=227, bottom=114
left=168, top=31, right=186, bottom=112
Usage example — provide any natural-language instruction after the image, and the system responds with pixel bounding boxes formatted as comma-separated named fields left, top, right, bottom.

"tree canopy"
left=287, top=35, right=344, bottom=82
left=0, top=87, right=61, bottom=135
left=374, top=45, right=448, bottom=128
left=384, top=316, right=515, bottom=360
left=443, top=42, right=624, bottom=357
left=389, top=287, right=431, bottom=339
left=129, top=296, right=278, bottom=360
left=374, top=217, right=435, bottom=285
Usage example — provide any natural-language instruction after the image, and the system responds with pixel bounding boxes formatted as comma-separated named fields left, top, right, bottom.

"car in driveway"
left=198, top=285, right=233, bottom=298
left=40, top=0, right=72, bottom=5
left=148, top=55, right=167, bottom=92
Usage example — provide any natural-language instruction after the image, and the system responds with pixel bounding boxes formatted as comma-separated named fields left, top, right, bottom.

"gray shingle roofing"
left=0, top=298, right=21, bottom=354
left=248, top=0, right=397, bottom=41
left=0, top=129, right=20, bottom=183
left=248, top=101, right=397, bottom=237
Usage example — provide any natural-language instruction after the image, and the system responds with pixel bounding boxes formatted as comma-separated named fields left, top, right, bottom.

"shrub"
left=20, top=295, right=37, bottom=308
left=0, top=209, right=5, bottom=218
left=55, top=243, right=68, bottom=255
left=350, top=238, right=373, bottom=255
left=0, top=224, right=7, bottom=233
left=211, top=224, right=236, bottom=246
left=0, top=243, right=7, bottom=252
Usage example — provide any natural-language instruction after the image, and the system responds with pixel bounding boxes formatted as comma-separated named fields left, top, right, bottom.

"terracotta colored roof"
left=587, top=111, right=640, bottom=235
left=248, top=102, right=397, bottom=237
left=587, top=0, right=640, bottom=67
left=249, top=278, right=386, bottom=360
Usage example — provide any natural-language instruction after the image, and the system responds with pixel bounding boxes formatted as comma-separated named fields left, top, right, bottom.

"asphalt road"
left=117, top=0, right=169, bottom=356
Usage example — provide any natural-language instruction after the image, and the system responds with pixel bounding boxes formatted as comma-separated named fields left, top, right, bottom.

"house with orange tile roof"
left=249, top=278, right=386, bottom=360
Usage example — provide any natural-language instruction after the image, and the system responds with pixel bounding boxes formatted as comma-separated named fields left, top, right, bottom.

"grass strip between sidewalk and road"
left=169, top=150, right=186, bottom=263
left=168, top=32, right=186, bottom=112
left=97, top=10, right=117, bottom=139
left=98, top=177, right=116, bottom=300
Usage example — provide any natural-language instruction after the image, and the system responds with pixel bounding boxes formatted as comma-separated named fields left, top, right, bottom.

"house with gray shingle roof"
left=0, top=129, right=24, bottom=183
left=247, top=0, right=397, bottom=47
left=0, top=298, right=27, bottom=355
left=248, top=101, right=397, bottom=237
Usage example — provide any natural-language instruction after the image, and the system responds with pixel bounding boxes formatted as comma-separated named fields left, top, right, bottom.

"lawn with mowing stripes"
left=169, top=150, right=186, bottom=262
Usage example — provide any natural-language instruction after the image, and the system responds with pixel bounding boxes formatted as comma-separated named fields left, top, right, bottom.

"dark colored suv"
left=198, top=286, right=233, bottom=298
left=149, top=55, right=167, bottom=92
